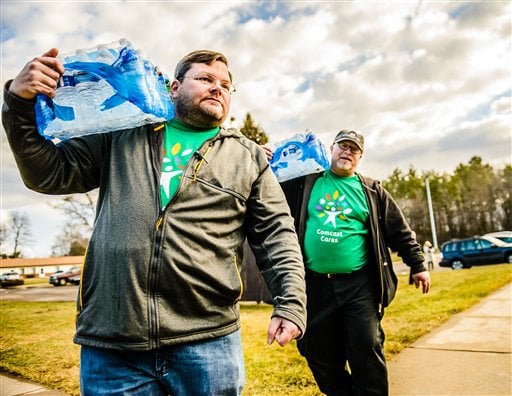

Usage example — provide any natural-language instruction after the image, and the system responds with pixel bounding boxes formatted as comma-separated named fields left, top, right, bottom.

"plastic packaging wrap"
left=269, top=132, right=330, bottom=182
left=34, top=39, right=174, bottom=140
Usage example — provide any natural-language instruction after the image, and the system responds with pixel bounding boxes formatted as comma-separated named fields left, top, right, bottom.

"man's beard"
left=174, top=92, right=226, bottom=129
left=331, top=158, right=355, bottom=176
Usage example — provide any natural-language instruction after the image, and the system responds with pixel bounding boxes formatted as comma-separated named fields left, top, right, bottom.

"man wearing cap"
left=268, top=130, right=431, bottom=395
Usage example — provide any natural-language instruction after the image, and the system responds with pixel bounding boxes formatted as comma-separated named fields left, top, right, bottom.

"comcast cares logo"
left=314, top=191, right=353, bottom=227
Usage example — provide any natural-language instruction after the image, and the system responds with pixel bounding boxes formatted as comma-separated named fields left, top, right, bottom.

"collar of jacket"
left=152, top=122, right=241, bottom=138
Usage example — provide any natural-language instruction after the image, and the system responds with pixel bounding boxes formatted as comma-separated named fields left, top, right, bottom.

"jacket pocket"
left=381, top=259, right=398, bottom=307
left=232, top=255, right=244, bottom=302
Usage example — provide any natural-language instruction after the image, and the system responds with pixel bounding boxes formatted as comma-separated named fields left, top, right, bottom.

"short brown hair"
left=174, top=50, right=232, bottom=82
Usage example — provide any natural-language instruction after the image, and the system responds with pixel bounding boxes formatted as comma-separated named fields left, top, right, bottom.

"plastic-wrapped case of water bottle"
left=269, top=132, right=330, bottom=182
left=34, top=38, right=174, bottom=141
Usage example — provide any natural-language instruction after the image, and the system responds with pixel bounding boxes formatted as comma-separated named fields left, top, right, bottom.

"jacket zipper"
left=148, top=211, right=165, bottom=349
left=148, top=125, right=165, bottom=349
left=147, top=128, right=216, bottom=348
left=76, top=248, right=88, bottom=324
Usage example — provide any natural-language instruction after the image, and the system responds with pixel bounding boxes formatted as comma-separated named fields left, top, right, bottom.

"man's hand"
left=412, top=271, right=431, bottom=294
left=261, top=144, right=274, bottom=161
left=9, top=48, right=64, bottom=100
left=267, top=316, right=301, bottom=347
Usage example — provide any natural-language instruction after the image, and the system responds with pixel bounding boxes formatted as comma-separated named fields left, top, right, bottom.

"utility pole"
left=425, top=177, right=438, bottom=250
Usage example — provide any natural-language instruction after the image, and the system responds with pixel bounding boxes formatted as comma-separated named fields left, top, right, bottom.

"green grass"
left=22, top=277, right=52, bottom=287
left=23, top=277, right=50, bottom=285
left=0, top=301, right=79, bottom=394
left=1, top=264, right=510, bottom=395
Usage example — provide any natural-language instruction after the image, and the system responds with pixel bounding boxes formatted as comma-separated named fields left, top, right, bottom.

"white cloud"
left=1, top=1, right=511, bottom=256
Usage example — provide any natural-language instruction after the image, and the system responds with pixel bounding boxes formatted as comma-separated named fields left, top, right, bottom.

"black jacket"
left=280, top=171, right=426, bottom=312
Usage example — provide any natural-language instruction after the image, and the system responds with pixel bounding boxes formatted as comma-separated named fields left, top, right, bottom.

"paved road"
left=0, top=284, right=78, bottom=302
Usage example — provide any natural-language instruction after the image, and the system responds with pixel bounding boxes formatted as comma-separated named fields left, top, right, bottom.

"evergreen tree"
left=239, top=113, right=268, bottom=145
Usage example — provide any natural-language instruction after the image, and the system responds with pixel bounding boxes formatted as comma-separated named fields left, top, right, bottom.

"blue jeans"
left=80, top=330, right=245, bottom=396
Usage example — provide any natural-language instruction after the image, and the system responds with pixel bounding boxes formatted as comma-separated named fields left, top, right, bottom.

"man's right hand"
left=261, top=144, right=274, bottom=161
left=9, top=48, right=64, bottom=100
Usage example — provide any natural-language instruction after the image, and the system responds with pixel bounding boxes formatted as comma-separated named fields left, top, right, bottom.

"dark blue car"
left=439, top=235, right=512, bottom=270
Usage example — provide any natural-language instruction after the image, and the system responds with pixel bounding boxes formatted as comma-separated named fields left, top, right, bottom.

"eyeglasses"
left=183, top=72, right=236, bottom=95
left=336, top=142, right=362, bottom=155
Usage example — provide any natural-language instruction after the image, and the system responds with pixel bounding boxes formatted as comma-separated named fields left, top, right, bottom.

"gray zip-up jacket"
left=280, top=171, right=426, bottom=313
left=2, top=82, right=307, bottom=350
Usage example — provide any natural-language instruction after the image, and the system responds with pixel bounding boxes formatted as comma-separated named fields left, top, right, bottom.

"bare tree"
left=0, top=221, right=6, bottom=258
left=2, top=211, right=34, bottom=258
left=50, top=191, right=97, bottom=256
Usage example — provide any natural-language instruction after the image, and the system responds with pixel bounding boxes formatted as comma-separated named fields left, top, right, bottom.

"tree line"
left=382, top=156, right=511, bottom=248
left=1, top=113, right=509, bottom=257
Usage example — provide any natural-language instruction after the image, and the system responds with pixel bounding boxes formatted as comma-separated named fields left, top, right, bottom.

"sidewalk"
left=0, top=372, right=66, bottom=396
left=1, top=283, right=511, bottom=395
left=388, top=282, right=512, bottom=395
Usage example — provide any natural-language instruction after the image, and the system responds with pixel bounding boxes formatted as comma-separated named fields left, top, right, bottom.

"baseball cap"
left=333, top=130, right=364, bottom=152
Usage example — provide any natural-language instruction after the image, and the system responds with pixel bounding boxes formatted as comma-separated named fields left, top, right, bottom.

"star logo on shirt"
left=314, top=190, right=353, bottom=228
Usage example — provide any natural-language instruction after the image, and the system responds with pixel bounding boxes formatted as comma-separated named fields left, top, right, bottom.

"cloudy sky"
left=1, top=1, right=511, bottom=257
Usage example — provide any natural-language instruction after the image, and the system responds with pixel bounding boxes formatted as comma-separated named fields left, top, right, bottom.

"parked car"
left=68, top=273, right=81, bottom=285
left=483, top=231, right=512, bottom=244
left=0, top=271, right=24, bottom=287
left=49, top=266, right=81, bottom=286
left=439, top=235, right=512, bottom=270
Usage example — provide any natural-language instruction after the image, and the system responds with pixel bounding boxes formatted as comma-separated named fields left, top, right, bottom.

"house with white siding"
left=0, top=256, right=84, bottom=278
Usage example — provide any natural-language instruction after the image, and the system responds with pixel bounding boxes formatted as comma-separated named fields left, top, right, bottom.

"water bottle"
left=54, top=73, right=79, bottom=119
left=94, top=44, right=117, bottom=64
left=106, top=46, right=151, bottom=128
left=156, top=71, right=173, bottom=119
left=75, top=71, right=102, bottom=126
left=34, top=94, right=56, bottom=138
left=98, top=38, right=148, bottom=129
left=35, top=71, right=82, bottom=140
left=44, top=72, right=80, bottom=139
left=118, top=47, right=152, bottom=108
left=73, top=48, right=90, bottom=63
left=89, top=45, right=122, bottom=129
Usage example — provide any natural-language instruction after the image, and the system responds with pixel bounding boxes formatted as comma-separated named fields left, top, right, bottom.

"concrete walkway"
left=1, top=283, right=511, bottom=395
left=388, top=282, right=512, bottom=395
left=0, top=372, right=66, bottom=396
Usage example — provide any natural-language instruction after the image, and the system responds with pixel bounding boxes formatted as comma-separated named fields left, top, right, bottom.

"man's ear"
left=169, top=80, right=180, bottom=101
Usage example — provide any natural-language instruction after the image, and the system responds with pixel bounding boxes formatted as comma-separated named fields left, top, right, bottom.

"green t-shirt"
left=304, top=171, right=370, bottom=273
left=160, top=119, right=218, bottom=208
